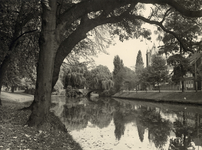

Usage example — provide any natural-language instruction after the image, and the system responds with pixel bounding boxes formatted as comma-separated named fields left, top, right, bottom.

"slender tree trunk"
left=179, top=44, right=185, bottom=93
left=11, top=86, right=15, bottom=93
left=0, top=55, right=11, bottom=105
left=0, top=80, right=2, bottom=106
left=0, top=88, right=2, bottom=106
left=27, top=0, right=58, bottom=127
left=181, top=80, right=184, bottom=92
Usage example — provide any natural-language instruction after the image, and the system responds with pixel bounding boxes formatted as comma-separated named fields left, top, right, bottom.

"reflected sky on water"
left=51, top=96, right=202, bottom=150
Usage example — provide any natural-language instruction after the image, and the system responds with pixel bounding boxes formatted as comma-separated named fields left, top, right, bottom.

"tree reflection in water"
left=88, top=98, right=113, bottom=129
left=55, top=97, right=115, bottom=131
left=51, top=97, right=202, bottom=149
left=131, top=106, right=172, bottom=148
left=143, top=108, right=172, bottom=149
left=62, top=105, right=89, bottom=131
left=169, top=111, right=202, bottom=150
left=113, top=110, right=125, bottom=140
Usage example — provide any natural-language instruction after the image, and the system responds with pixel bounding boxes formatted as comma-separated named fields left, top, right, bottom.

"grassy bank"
left=113, top=91, right=202, bottom=105
left=0, top=93, right=82, bottom=150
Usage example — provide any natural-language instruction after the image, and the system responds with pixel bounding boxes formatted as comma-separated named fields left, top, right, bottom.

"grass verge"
left=113, top=92, right=202, bottom=105
left=0, top=102, right=82, bottom=150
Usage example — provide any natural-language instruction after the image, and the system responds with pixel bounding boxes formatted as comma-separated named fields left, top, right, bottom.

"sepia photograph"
left=0, top=0, right=202, bottom=149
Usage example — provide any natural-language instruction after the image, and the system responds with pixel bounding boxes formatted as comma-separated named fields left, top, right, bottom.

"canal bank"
left=113, top=91, right=202, bottom=105
left=0, top=92, right=82, bottom=150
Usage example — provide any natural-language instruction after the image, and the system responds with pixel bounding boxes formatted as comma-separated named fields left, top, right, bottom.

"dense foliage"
left=87, top=65, right=114, bottom=94
left=0, top=0, right=39, bottom=95
left=62, top=65, right=87, bottom=89
left=147, top=54, right=169, bottom=92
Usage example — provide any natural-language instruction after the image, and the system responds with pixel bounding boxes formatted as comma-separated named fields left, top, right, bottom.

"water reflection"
left=51, top=96, right=202, bottom=150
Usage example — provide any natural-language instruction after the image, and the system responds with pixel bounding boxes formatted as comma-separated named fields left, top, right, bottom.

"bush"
left=99, top=89, right=116, bottom=97
left=65, top=86, right=83, bottom=97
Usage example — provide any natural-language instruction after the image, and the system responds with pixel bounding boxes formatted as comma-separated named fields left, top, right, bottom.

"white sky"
left=92, top=24, right=161, bottom=72
left=87, top=4, right=165, bottom=72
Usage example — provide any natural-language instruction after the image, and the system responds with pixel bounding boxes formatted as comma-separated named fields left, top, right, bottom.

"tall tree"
left=148, top=54, right=168, bottom=92
left=0, top=0, right=39, bottom=105
left=27, top=0, right=63, bottom=129
left=24, top=0, right=202, bottom=128
left=139, top=67, right=150, bottom=91
left=113, top=68, right=125, bottom=92
left=113, top=55, right=125, bottom=92
left=135, top=50, right=144, bottom=90
left=135, top=50, right=144, bottom=72
left=123, top=67, right=136, bottom=91
left=113, top=55, right=124, bottom=76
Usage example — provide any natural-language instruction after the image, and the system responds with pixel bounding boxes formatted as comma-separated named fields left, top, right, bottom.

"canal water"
left=51, top=96, right=202, bottom=150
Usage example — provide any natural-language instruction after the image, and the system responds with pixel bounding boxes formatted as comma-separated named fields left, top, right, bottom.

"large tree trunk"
left=27, top=0, right=59, bottom=128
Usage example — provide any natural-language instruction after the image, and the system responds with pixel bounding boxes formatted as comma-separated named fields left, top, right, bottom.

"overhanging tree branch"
left=139, top=0, right=202, bottom=17
left=125, top=14, right=194, bottom=53
left=58, top=0, right=202, bottom=28
left=58, top=0, right=139, bottom=27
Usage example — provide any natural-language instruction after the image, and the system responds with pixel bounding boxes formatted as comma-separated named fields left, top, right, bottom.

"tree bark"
left=27, top=0, right=58, bottom=127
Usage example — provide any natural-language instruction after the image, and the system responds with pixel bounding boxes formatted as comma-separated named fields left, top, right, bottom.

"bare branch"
left=161, top=8, right=172, bottom=23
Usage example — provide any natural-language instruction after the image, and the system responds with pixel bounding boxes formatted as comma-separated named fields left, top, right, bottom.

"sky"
left=92, top=24, right=161, bottom=72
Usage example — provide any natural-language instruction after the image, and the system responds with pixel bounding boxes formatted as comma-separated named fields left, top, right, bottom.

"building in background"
left=185, top=52, right=202, bottom=90
left=146, top=44, right=158, bottom=67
